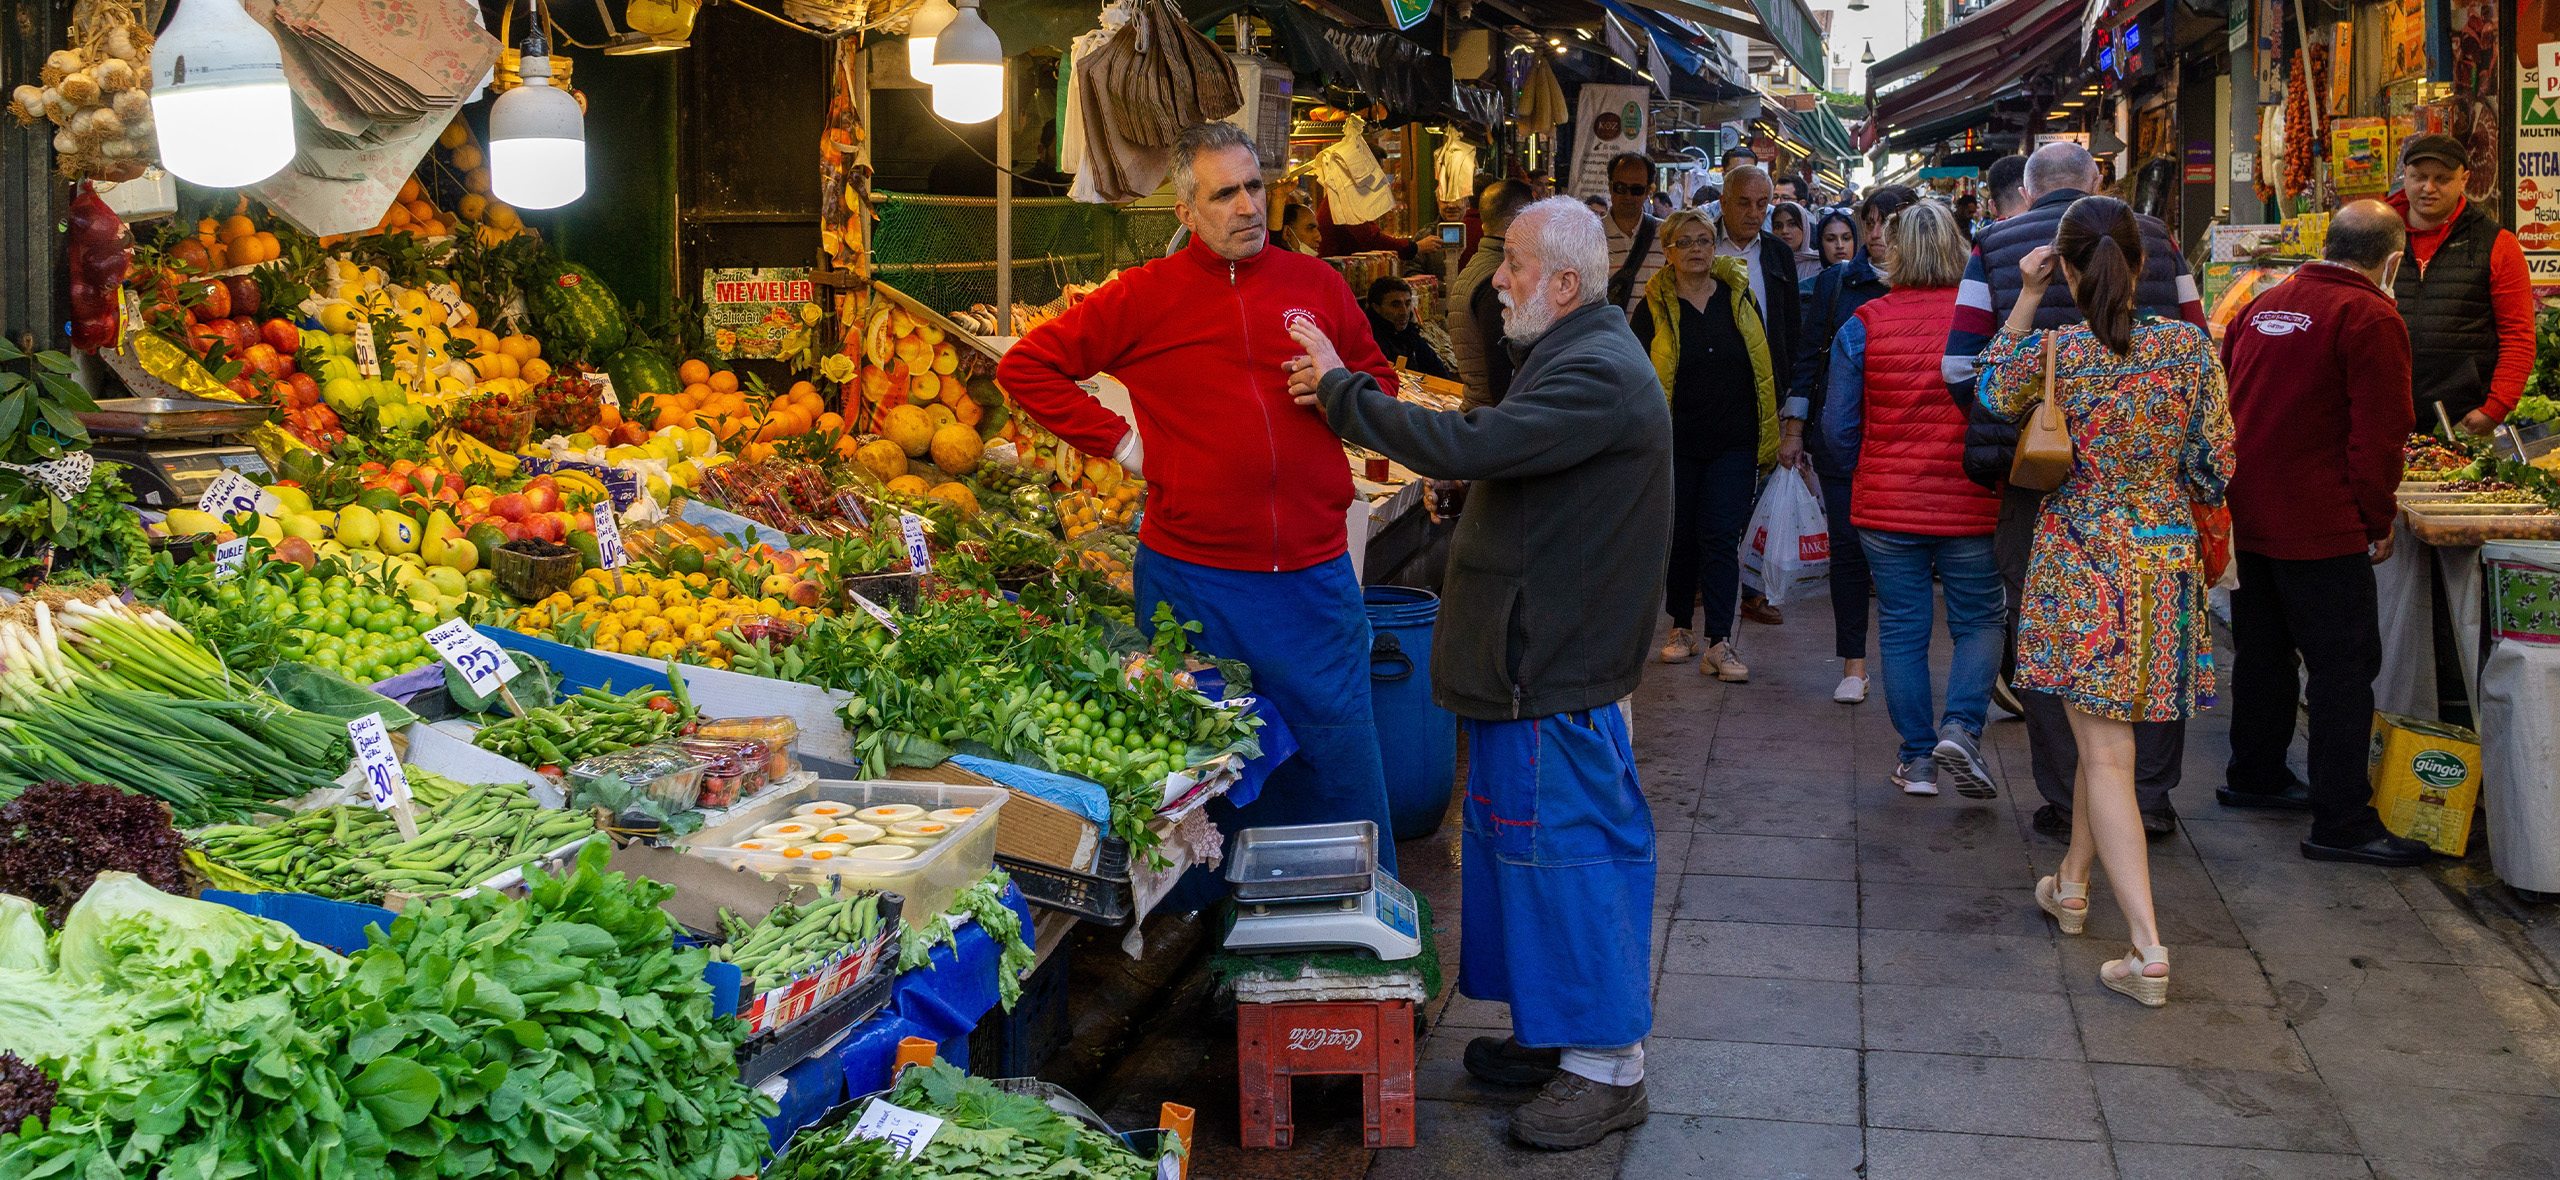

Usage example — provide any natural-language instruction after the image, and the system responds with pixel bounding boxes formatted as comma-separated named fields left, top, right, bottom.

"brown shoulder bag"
left=2008, top=332, right=2074, bottom=491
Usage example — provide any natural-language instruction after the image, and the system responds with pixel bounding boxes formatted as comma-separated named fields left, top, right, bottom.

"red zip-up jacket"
left=2219, top=263, right=2413, bottom=560
left=996, top=237, right=1396, bottom=572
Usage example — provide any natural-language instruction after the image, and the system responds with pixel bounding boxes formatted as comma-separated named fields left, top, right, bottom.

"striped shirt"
left=1940, top=238, right=2204, bottom=400
left=1606, top=215, right=1666, bottom=307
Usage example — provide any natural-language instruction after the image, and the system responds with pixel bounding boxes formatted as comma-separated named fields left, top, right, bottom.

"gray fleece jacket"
left=1316, top=301, right=1673, bottom=720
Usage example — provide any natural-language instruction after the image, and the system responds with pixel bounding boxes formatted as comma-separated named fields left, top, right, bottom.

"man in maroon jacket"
left=2218, top=199, right=2432, bottom=867
left=997, top=122, right=1404, bottom=876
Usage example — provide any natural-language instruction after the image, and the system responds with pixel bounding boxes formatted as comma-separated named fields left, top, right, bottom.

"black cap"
left=2399, top=133, right=2468, bottom=172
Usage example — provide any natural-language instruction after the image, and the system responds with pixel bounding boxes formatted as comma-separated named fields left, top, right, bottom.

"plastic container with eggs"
left=678, top=780, right=1008, bottom=920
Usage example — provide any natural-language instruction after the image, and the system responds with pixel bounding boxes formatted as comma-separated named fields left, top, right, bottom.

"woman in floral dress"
left=1979, top=196, right=2236, bottom=1009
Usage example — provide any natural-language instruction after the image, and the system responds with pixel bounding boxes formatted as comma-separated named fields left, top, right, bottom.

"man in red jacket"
left=997, top=121, right=1404, bottom=875
left=2218, top=199, right=2432, bottom=868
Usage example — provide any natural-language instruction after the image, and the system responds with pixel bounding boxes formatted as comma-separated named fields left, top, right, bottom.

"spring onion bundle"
left=0, top=595, right=353, bottom=823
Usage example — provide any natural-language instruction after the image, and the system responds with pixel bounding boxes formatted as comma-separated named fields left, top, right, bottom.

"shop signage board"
left=701, top=267, right=816, bottom=361
left=2517, top=22, right=2560, bottom=288
left=1566, top=85, right=1650, bottom=200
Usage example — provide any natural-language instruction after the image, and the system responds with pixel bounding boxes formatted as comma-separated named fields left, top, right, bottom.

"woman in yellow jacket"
left=1631, top=210, right=1779, bottom=682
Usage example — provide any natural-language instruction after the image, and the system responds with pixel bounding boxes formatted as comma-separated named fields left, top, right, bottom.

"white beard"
left=1499, top=289, right=1560, bottom=346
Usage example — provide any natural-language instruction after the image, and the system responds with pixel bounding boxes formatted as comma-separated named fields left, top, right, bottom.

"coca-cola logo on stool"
left=1287, top=1027, right=1364, bottom=1052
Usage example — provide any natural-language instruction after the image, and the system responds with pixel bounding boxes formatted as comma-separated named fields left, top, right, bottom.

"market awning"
left=1868, top=0, right=2081, bottom=141
left=1619, top=0, right=1826, bottom=83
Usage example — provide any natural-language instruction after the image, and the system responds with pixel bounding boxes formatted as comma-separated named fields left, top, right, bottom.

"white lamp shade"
left=488, top=59, right=586, bottom=209
left=906, top=0, right=957, bottom=82
left=930, top=65, right=1004, bottom=123
left=149, top=0, right=296, bottom=187
left=929, top=1, right=1002, bottom=124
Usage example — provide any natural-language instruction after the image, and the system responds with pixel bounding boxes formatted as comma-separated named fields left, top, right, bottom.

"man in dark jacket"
left=1939, top=141, right=2207, bottom=839
left=2387, top=134, right=2535, bottom=434
left=1451, top=178, right=1530, bottom=409
left=1287, top=196, right=1671, bottom=1152
left=1362, top=276, right=1456, bottom=381
left=2220, top=200, right=2433, bottom=868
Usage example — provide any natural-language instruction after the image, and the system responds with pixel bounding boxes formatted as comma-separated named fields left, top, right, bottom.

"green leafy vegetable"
left=897, top=872, right=1035, bottom=1012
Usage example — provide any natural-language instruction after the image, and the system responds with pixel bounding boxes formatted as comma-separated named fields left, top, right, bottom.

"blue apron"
left=1135, top=545, right=1398, bottom=903
left=1459, top=706, right=1654, bottom=1049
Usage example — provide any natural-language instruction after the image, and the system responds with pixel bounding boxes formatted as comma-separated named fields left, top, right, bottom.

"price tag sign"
left=593, top=504, right=626, bottom=569
left=899, top=512, right=932, bottom=573
left=347, top=712, right=410, bottom=810
left=196, top=471, right=274, bottom=519
left=212, top=537, right=249, bottom=577
left=849, top=591, right=902, bottom=635
left=584, top=371, right=620, bottom=409
left=428, top=284, right=469, bottom=326
left=352, top=320, right=381, bottom=377
left=424, top=618, right=521, bottom=695
left=849, top=1099, right=943, bottom=1160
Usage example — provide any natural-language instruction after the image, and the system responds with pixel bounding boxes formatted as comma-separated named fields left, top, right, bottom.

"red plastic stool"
left=1236, top=999, right=1415, bottom=1149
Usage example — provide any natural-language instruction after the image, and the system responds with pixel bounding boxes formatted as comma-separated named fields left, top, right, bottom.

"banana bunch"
left=550, top=466, right=611, bottom=506
left=432, top=427, right=521, bottom=477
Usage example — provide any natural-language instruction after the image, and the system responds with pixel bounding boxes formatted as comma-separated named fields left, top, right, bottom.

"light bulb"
left=908, top=0, right=957, bottom=82
left=150, top=0, right=296, bottom=187
left=488, top=54, right=586, bottom=208
left=929, top=0, right=1002, bottom=124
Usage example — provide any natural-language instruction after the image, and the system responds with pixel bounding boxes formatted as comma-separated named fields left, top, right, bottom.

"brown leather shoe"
left=1741, top=596, right=1784, bottom=626
left=1463, top=1036, right=1561, bottom=1087
left=1508, top=1072, right=1649, bottom=1149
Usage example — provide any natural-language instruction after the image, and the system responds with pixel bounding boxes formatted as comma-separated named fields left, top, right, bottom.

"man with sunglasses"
left=1603, top=152, right=1667, bottom=308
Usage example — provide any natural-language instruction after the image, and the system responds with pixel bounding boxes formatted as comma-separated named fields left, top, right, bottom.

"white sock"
left=1556, top=1042, right=1643, bottom=1086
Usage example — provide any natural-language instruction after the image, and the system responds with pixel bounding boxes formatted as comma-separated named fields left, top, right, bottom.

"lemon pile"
left=507, top=572, right=824, bottom=667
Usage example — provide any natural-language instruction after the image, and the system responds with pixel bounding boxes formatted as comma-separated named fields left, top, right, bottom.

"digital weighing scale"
left=1221, top=821, right=1423, bottom=961
left=79, top=399, right=272, bottom=510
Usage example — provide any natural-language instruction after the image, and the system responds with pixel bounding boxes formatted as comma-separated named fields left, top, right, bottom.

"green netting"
left=1210, top=893, right=1442, bottom=1002
left=870, top=192, right=1182, bottom=315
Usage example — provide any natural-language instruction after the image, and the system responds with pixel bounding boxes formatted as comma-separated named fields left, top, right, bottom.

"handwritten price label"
left=196, top=471, right=273, bottom=519
left=347, top=712, right=410, bottom=811
left=849, top=591, right=901, bottom=635
left=213, top=537, right=249, bottom=577
left=849, top=1099, right=943, bottom=1160
left=593, top=504, right=626, bottom=569
left=424, top=619, right=521, bottom=695
left=352, top=320, right=381, bottom=377
left=900, top=513, right=932, bottom=573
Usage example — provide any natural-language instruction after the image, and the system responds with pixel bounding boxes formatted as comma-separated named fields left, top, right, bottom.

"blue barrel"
left=1367, top=585, right=1458, bottom=841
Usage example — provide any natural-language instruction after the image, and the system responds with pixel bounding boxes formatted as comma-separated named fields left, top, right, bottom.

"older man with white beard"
left=1283, top=197, right=1673, bottom=1151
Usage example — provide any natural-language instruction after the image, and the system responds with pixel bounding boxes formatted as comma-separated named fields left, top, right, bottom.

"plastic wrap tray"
left=679, top=779, right=1007, bottom=920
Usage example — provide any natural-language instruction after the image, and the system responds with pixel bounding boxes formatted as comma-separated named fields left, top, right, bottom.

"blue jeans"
left=1666, top=450, right=1758, bottom=640
left=1860, top=530, right=2006, bottom=763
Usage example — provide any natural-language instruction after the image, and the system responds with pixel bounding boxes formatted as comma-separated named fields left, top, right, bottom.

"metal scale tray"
left=1225, top=821, right=1379, bottom=904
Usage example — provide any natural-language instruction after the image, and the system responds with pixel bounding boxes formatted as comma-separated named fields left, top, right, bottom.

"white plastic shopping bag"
left=1739, top=471, right=1831, bottom=606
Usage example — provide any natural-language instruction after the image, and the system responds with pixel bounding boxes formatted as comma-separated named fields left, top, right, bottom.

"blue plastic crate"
left=481, top=626, right=675, bottom=697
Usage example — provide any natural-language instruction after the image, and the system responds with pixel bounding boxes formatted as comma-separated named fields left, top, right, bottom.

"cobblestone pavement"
left=1363, top=592, right=2560, bottom=1180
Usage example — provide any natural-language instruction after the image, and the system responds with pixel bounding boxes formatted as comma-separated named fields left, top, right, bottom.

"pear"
left=277, top=513, right=328, bottom=544
left=335, top=505, right=382, bottom=550
left=425, top=566, right=469, bottom=597
left=376, top=510, right=422, bottom=556
left=266, top=485, right=315, bottom=514
left=161, top=508, right=224, bottom=536
left=252, top=514, right=285, bottom=544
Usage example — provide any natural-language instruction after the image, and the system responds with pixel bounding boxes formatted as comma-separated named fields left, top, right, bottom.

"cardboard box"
left=891, top=761, right=1099, bottom=873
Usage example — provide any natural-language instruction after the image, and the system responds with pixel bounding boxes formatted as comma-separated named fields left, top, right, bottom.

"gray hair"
left=1169, top=122, right=1260, bottom=203
left=1513, top=196, right=1610, bottom=308
left=1722, top=163, right=1770, bottom=195
left=2024, top=142, right=2099, bottom=198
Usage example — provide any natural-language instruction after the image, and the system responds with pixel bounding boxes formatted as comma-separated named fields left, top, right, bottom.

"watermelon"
left=531, top=261, right=628, bottom=361
left=606, top=346, right=680, bottom=403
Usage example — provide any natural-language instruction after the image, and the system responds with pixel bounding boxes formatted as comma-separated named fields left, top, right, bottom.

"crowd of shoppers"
left=1000, top=118, right=2482, bottom=1153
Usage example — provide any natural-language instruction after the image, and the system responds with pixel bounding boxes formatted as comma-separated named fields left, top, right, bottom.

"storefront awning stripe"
left=1866, top=0, right=2073, bottom=91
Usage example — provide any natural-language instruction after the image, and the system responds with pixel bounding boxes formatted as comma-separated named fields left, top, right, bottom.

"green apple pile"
left=209, top=565, right=464, bottom=684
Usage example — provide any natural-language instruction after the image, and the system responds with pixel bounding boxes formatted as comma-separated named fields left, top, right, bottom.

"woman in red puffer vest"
left=1818, top=202, right=2008, bottom=798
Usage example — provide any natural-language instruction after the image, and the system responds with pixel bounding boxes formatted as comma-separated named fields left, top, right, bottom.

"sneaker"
left=1932, top=722, right=1999, bottom=799
left=1701, top=641, right=1749, bottom=682
left=1659, top=628, right=1699, bottom=663
left=1741, top=596, right=1785, bottom=626
left=1508, top=1072, right=1650, bottom=1150
left=2032, top=803, right=2074, bottom=838
left=1833, top=675, right=1868, bottom=704
left=1895, top=759, right=1939, bottom=796
left=1463, top=1036, right=1561, bottom=1087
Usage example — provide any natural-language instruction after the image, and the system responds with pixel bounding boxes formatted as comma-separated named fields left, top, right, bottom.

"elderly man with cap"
left=2387, top=133, right=2534, bottom=435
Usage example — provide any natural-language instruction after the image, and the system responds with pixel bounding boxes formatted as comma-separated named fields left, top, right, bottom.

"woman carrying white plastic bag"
left=1739, top=471, right=1831, bottom=608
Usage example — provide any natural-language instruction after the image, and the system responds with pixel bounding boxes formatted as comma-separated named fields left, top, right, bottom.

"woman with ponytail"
left=1977, top=196, right=2236, bottom=1009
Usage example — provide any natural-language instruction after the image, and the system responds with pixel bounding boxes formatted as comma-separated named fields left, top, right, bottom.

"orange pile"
left=642, top=367, right=847, bottom=464
left=196, top=213, right=281, bottom=269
